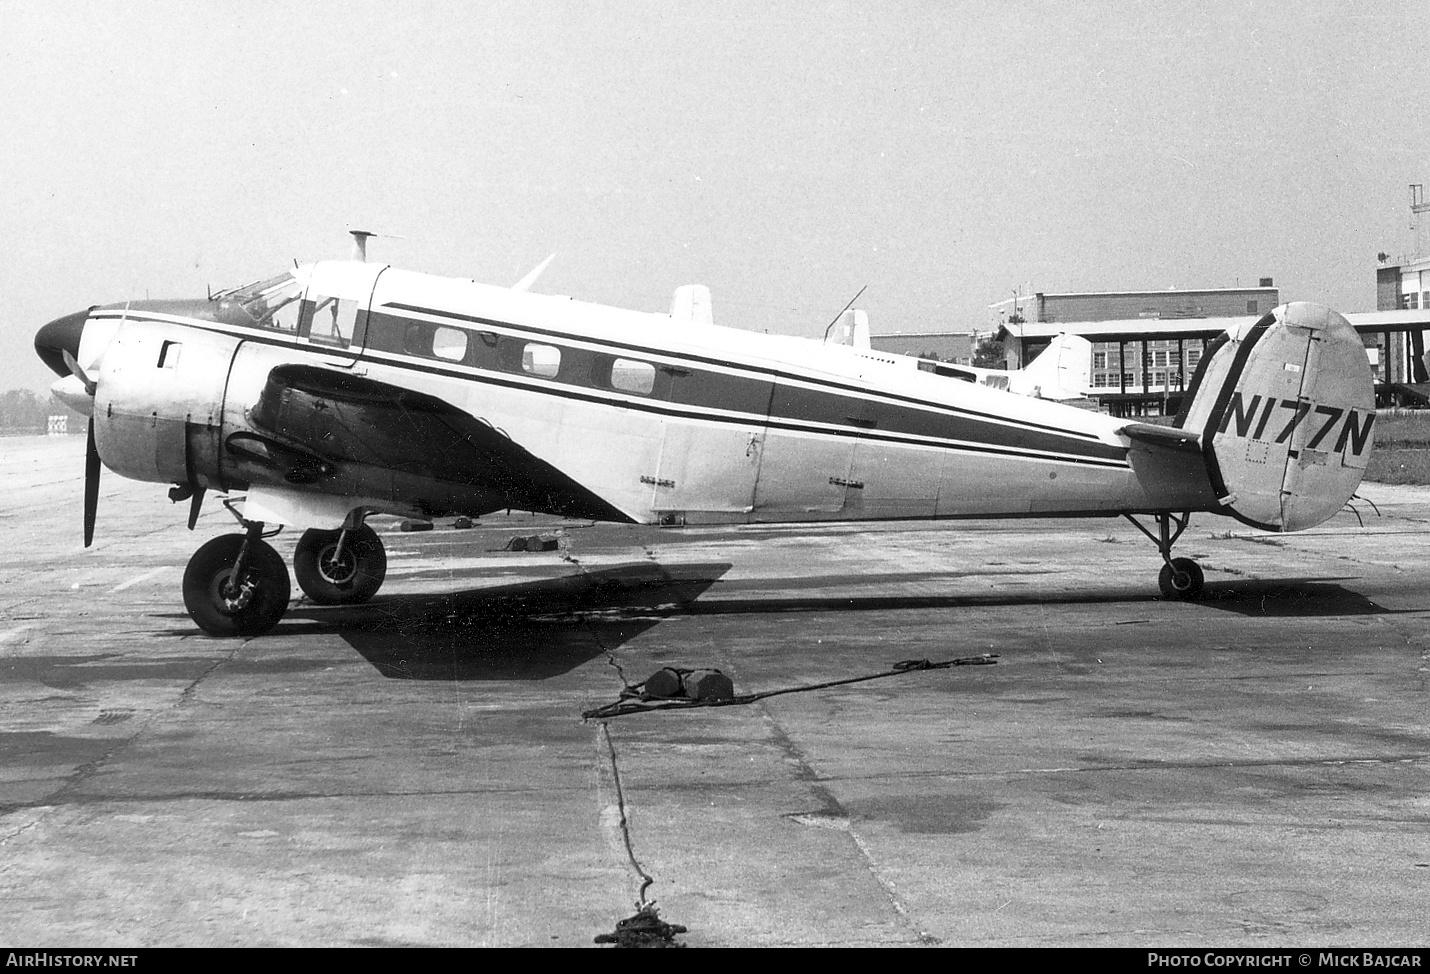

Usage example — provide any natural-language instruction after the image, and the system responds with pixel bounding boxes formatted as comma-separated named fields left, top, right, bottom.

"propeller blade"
left=83, top=423, right=100, bottom=547
left=61, top=348, right=96, bottom=395
left=188, top=488, right=205, bottom=530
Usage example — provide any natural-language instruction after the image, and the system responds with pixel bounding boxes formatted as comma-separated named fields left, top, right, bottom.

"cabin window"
left=302, top=296, right=359, bottom=347
left=158, top=340, right=182, bottom=369
left=934, top=364, right=976, bottom=382
left=432, top=327, right=468, bottom=362
left=521, top=342, right=561, bottom=378
left=610, top=358, right=655, bottom=395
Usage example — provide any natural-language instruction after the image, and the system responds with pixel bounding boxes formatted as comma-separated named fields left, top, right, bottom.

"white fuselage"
left=80, top=261, right=1220, bottom=527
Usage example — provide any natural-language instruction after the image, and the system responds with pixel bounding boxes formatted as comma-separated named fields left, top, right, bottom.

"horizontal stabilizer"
left=1119, top=423, right=1201, bottom=453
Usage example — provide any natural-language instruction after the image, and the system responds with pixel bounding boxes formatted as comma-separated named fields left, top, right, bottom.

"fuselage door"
left=295, top=261, right=389, bottom=369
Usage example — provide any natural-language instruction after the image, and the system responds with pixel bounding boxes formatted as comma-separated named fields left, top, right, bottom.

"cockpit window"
left=214, top=273, right=303, bottom=332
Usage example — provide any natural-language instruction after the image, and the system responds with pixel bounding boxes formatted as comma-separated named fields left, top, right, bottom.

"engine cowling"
left=92, top=321, right=238, bottom=489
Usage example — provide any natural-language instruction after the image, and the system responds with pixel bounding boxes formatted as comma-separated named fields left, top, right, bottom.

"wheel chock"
left=683, top=669, right=734, bottom=702
left=503, top=534, right=558, bottom=552
left=399, top=519, right=433, bottom=532
left=636, top=667, right=734, bottom=702
left=642, top=668, right=684, bottom=698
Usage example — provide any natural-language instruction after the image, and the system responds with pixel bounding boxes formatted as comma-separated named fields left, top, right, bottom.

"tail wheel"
left=294, top=525, right=387, bottom=605
left=1158, top=557, right=1205, bottom=600
left=183, top=534, right=291, bottom=636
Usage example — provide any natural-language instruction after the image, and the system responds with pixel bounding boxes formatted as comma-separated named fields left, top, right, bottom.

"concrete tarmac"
left=1, top=434, right=1427, bottom=947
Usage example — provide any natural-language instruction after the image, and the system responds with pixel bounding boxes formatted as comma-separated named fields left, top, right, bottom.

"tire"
left=183, top=534, right=291, bottom=636
left=293, top=525, right=387, bottom=605
left=1157, top=557, right=1205, bottom=600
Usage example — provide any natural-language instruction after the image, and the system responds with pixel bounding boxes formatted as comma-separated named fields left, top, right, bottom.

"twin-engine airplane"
left=34, top=253, right=1376, bottom=636
left=824, top=307, right=1093, bottom=401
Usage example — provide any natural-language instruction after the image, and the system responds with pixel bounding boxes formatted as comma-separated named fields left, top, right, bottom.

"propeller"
left=61, top=348, right=100, bottom=546
left=35, top=310, right=102, bottom=546
left=83, top=421, right=101, bottom=547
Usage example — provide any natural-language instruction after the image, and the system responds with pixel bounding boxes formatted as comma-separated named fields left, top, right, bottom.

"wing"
left=237, top=364, right=631, bottom=522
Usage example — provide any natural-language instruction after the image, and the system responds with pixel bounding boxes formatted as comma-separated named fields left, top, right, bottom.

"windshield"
left=213, top=272, right=304, bottom=332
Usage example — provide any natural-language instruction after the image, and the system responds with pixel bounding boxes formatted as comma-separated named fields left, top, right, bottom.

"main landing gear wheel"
left=1158, top=557, right=1205, bottom=600
left=1124, top=511, right=1205, bottom=602
left=293, top=524, right=387, bottom=605
left=183, top=533, right=291, bottom=637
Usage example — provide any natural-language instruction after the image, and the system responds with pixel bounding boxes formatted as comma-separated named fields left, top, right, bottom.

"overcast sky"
left=2, top=0, right=1427, bottom=392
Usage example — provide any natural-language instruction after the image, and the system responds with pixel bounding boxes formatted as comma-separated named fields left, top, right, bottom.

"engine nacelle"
left=92, top=321, right=238, bottom=489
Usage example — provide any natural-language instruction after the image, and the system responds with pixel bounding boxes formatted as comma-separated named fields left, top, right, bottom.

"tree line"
left=0, top=388, right=87, bottom=432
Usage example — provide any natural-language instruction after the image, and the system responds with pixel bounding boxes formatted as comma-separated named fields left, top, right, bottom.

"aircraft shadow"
left=657, top=575, right=1403, bottom=619
left=283, top=561, right=733, bottom=681
left=1189, top=577, right=1409, bottom=617
left=150, top=566, right=1403, bottom=682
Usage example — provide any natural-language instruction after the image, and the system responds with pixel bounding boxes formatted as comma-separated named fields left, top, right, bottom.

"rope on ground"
left=582, top=654, right=998, bottom=721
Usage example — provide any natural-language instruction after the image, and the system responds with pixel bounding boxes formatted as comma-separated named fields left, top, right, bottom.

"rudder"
left=1177, top=303, right=1375, bottom=531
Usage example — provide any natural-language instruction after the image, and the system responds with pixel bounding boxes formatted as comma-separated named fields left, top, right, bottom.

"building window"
left=1154, top=350, right=1167, bottom=367
left=1247, top=300, right=1258, bottom=314
left=1093, top=352, right=1106, bottom=369
left=1187, top=349, right=1201, bottom=366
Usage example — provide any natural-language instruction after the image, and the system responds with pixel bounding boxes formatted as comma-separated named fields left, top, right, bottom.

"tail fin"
left=1010, top=333, right=1092, bottom=400
left=670, top=285, right=714, bottom=325
left=1177, top=302, right=1375, bottom=531
left=825, top=309, right=870, bottom=348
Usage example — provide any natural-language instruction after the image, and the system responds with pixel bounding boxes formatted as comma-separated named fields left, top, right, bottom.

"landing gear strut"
left=182, top=521, right=291, bottom=636
left=293, top=523, right=387, bottom=605
left=1124, top=511, right=1205, bottom=600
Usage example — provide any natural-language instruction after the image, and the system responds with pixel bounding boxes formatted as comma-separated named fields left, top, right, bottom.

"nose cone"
left=35, top=310, right=91, bottom=378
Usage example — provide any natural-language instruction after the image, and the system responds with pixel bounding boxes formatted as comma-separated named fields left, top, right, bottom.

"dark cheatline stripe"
left=97, top=307, right=1130, bottom=469
left=381, top=301, right=1106, bottom=443
left=379, top=302, right=1125, bottom=461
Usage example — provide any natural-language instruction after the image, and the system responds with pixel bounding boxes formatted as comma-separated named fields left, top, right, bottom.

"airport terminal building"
left=990, top=285, right=1279, bottom=398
